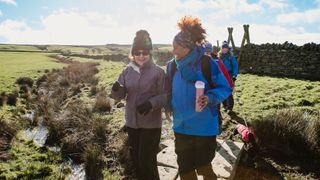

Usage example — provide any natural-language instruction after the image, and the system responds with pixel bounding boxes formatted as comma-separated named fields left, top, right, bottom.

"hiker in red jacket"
left=204, top=42, right=233, bottom=133
left=204, top=42, right=233, bottom=89
left=219, top=41, right=238, bottom=113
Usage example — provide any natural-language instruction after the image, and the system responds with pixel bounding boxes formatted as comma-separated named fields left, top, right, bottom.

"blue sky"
left=0, top=0, right=319, bottom=45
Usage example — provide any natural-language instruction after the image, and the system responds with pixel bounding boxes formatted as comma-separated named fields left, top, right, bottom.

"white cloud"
left=248, top=24, right=320, bottom=45
left=259, top=0, right=288, bottom=10
left=0, top=10, right=2, bottom=16
left=237, top=0, right=262, bottom=13
left=294, top=27, right=306, bottom=33
left=181, top=0, right=207, bottom=10
left=276, top=9, right=320, bottom=25
left=209, top=0, right=261, bottom=13
left=0, top=10, right=125, bottom=45
left=0, top=19, right=29, bottom=31
left=0, top=0, right=17, bottom=6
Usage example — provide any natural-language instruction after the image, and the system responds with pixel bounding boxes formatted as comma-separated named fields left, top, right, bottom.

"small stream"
left=24, top=125, right=48, bottom=147
left=22, top=111, right=86, bottom=179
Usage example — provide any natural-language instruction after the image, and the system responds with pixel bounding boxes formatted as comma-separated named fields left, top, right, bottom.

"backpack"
left=168, top=55, right=215, bottom=89
left=166, top=56, right=222, bottom=128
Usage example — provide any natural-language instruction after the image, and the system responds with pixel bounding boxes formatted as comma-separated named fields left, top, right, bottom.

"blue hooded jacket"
left=167, top=46, right=232, bottom=136
left=220, top=53, right=238, bottom=78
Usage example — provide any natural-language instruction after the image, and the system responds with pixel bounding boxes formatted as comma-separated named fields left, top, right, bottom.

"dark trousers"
left=217, top=104, right=222, bottom=134
left=223, top=95, right=234, bottom=111
left=223, top=75, right=235, bottom=111
left=174, top=133, right=217, bottom=180
left=127, top=127, right=161, bottom=180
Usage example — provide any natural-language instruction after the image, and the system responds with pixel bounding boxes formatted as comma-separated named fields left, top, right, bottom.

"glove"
left=112, top=81, right=121, bottom=91
left=137, top=101, right=152, bottom=115
left=229, top=134, right=234, bottom=140
left=232, top=77, right=237, bottom=82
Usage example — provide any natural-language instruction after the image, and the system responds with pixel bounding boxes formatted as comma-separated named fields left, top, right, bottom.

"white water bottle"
left=195, top=81, right=205, bottom=112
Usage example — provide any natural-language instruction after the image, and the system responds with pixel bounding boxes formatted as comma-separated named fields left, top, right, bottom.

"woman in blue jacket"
left=219, top=41, right=239, bottom=113
left=166, top=16, right=232, bottom=179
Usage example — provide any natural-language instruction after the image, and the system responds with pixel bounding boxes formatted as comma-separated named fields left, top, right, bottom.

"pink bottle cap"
left=195, top=81, right=205, bottom=89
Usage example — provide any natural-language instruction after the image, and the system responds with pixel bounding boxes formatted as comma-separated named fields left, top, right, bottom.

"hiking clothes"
left=174, top=133, right=217, bottom=177
left=127, top=127, right=161, bottom=180
left=167, top=46, right=232, bottom=136
left=110, top=60, right=168, bottom=128
left=214, top=58, right=233, bottom=89
left=220, top=53, right=238, bottom=78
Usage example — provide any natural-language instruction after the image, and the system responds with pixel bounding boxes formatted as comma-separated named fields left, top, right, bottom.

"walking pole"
left=232, top=82, right=248, bottom=127
left=234, top=88, right=248, bottom=127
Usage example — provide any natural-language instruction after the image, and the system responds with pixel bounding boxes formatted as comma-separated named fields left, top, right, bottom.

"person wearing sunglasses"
left=110, top=30, right=167, bottom=180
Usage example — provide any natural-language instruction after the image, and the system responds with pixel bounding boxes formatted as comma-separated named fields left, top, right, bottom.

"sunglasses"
left=133, top=50, right=150, bottom=56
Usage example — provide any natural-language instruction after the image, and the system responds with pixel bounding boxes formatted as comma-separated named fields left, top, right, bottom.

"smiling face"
left=172, top=41, right=191, bottom=60
left=222, top=47, right=229, bottom=54
left=133, top=50, right=150, bottom=67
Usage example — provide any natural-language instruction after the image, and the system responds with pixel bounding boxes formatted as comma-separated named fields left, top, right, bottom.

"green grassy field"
left=0, top=51, right=67, bottom=179
left=0, top=132, right=63, bottom=179
left=48, top=45, right=108, bottom=55
left=234, top=74, right=320, bottom=121
left=0, top=54, right=126, bottom=179
left=0, top=52, right=65, bottom=92
left=96, top=61, right=127, bottom=89
left=47, top=45, right=131, bottom=56
left=155, top=45, right=172, bottom=52
left=0, top=44, right=42, bottom=52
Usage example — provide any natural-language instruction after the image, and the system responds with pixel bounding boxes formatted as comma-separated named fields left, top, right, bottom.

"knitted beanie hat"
left=131, top=30, right=153, bottom=55
left=222, top=41, right=229, bottom=49
left=174, top=31, right=195, bottom=49
left=204, top=41, right=213, bottom=53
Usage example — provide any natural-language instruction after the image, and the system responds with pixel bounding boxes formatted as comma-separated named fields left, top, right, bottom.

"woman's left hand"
left=197, top=95, right=209, bottom=110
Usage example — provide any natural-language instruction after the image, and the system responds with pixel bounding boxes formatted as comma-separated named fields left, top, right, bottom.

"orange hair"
left=177, top=16, right=206, bottom=44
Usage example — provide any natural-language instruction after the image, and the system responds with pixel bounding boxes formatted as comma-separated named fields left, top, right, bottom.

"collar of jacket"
left=173, top=46, right=205, bottom=82
left=220, top=52, right=231, bottom=60
left=129, top=60, right=154, bottom=74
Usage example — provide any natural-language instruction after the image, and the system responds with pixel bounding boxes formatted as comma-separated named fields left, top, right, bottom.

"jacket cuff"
left=207, top=93, right=217, bottom=105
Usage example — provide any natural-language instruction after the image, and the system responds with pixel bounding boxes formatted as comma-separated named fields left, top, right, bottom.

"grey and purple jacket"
left=110, top=60, right=168, bottom=129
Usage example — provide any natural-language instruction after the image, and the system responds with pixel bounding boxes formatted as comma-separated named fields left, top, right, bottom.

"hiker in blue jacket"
left=165, top=16, right=232, bottom=180
left=219, top=41, right=238, bottom=113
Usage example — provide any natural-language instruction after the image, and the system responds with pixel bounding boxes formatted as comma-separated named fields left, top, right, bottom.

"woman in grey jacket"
left=110, top=30, right=167, bottom=180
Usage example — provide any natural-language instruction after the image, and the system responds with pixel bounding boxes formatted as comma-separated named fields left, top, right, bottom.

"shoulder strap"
left=201, top=55, right=215, bottom=88
left=168, top=56, right=215, bottom=88
left=166, top=60, right=176, bottom=111
left=168, top=60, right=177, bottom=84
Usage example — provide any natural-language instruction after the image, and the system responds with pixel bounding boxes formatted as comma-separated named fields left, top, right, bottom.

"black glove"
left=232, top=77, right=237, bottom=82
left=137, top=101, right=152, bottom=115
left=229, top=134, right=234, bottom=140
left=112, top=81, right=121, bottom=91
